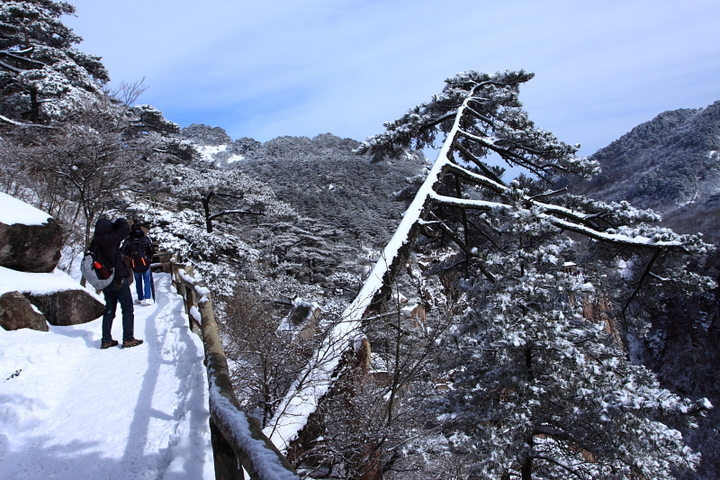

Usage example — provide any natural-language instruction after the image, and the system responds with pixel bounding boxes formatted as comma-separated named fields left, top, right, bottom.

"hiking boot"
left=122, top=338, right=144, bottom=349
left=101, top=339, right=119, bottom=349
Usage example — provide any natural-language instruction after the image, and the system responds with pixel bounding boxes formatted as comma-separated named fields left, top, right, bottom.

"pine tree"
left=0, top=0, right=109, bottom=126
left=162, top=164, right=296, bottom=233
left=358, top=70, right=714, bottom=479
left=274, top=71, right=713, bottom=478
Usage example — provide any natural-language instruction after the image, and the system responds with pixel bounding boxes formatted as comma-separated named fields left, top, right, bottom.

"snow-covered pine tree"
left=162, top=164, right=296, bottom=233
left=430, top=237, right=709, bottom=479
left=0, top=0, right=109, bottom=126
left=370, top=70, right=714, bottom=479
left=275, top=70, right=713, bottom=478
left=0, top=2, right=194, bottom=253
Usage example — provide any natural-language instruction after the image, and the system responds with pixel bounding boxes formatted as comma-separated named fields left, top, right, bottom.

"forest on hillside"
left=1, top=2, right=718, bottom=479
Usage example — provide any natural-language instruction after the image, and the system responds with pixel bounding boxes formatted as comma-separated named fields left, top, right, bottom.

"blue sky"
left=64, top=0, right=719, bottom=156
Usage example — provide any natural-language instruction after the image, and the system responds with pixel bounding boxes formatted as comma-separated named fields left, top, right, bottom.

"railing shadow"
left=0, top=435, right=162, bottom=479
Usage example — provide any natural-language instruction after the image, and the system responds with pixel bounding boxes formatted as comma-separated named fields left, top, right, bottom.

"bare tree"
left=220, top=288, right=316, bottom=427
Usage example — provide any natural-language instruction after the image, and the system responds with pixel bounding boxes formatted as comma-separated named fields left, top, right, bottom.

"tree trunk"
left=202, top=193, right=214, bottom=233
left=521, top=455, right=532, bottom=480
left=29, top=88, right=40, bottom=123
left=523, top=343, right=534, bottom=480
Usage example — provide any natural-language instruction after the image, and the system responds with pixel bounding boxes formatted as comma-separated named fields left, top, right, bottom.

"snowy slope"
left=0, top=273, right=214, bottom=480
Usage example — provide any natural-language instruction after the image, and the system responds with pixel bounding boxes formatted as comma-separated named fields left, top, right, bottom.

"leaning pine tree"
left=355, top=71, right=714, bottom=479
left=270, top=70, right=714, bottom=479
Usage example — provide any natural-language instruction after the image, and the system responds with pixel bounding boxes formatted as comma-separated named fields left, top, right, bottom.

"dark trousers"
left=102, top=277, right=135, bottom=341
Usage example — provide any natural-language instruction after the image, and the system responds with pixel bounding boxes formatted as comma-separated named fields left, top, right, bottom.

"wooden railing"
left=170, top=260, right=299, bottom=480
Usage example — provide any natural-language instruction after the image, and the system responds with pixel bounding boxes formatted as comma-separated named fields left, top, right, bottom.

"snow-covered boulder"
left=0, top=291, right=48, bottom=332
left=26, top=289, right=104, bottom=327
left=0, top=266, right=104, bottom=327
left=0, top=193, right=63, bottom=273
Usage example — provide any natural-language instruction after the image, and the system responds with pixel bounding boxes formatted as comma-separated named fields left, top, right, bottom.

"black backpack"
left=128, top=238, right=150, bottom=273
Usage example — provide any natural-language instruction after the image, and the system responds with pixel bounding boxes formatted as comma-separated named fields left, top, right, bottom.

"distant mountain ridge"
left=180, top=125, right=427, bottom=246
left=569, top=100, right=720, bottom=242
left=179, top=125, right=427, bottom=294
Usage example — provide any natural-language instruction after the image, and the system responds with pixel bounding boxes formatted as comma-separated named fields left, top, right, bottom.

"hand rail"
left=169, top=260, right=299, bottom=480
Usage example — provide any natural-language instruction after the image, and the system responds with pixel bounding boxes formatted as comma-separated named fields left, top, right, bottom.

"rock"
left=0, top=217, right=63, bottom=273
left=181, top=123, right=232, bottom=145
left=0, top=291, right=48, bottom=332
left=26, top=289, right=104, bottom=326
left=0, top=194, right=101, bottom=329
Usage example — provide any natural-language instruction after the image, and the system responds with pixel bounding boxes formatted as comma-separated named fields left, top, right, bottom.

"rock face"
left=182, top=123, right=233, bottom=145
left=0, top=291, right=48, bottom=332
left=26, top=290, right=105, bottom=327
left=0, top=217, right=63, bottom=273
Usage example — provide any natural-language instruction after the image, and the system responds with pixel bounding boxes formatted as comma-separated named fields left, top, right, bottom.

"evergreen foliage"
left=233, top=132, right=428, bottom=245
left=0, top=0, right=108, bottom=125
left=0, top=6, right=717, bottom=477
left=312, top=70, right=716, bottom=479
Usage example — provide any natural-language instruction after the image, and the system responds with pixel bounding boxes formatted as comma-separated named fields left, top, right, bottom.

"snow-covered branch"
left=208, top=209, right=265, bottom=221
left=0, top=114, right=56, bottom=129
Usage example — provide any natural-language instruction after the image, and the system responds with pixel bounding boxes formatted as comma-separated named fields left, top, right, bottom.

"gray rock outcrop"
left=0, top=291, right=49, bottom=332
left=0, top=217, right=63, bottom=273
left=26, top=290, right=105, bottom=327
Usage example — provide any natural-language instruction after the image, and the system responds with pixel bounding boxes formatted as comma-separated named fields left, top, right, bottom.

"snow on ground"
left=0, top=266, right=84, bottom=296
left=196, top=144, right=244, bottom=164
left=0, top=273, right=215, bottom=480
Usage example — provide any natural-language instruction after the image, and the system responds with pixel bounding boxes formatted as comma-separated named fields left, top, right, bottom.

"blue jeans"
left=134, top=269, right=152, bottom=301
left=102, top=277, right=135, bottom=341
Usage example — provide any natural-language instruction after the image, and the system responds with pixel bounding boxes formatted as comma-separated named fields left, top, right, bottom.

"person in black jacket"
left=122, top=223, right=155, bottom=305
left=91, top=217, right=143, bottom=349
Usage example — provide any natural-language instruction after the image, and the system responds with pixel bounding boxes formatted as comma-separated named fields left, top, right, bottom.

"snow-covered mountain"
left=177, top=126, right=428, bottom=295
left=569, top=100, right=720, bottom=243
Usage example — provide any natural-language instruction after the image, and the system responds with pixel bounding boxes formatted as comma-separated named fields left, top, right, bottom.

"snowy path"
left=0, top=273, right=214, bottom=480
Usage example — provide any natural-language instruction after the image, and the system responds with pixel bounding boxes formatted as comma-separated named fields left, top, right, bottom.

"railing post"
left=210, top=419, right=245, bottom=480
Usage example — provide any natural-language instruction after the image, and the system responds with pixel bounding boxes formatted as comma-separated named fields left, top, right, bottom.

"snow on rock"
left=197, top=144, right=228, bottom=161
left=196, top=144, right=245, bottom=164
left=0, top=266, right=83, bottom=296
left=0, top=192, right=51, bottom=226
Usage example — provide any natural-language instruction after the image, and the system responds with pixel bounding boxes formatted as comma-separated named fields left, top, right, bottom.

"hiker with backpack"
left=122, top=223, right=155, bottom=306
left=90, top=217, right=143, bottom=349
